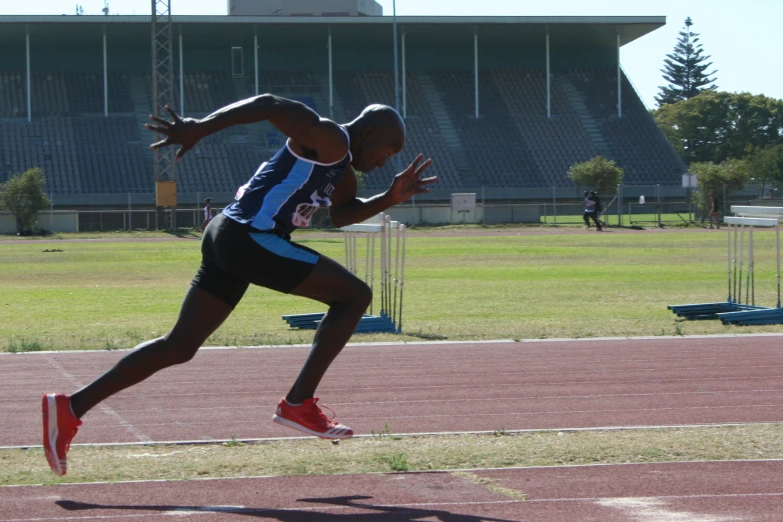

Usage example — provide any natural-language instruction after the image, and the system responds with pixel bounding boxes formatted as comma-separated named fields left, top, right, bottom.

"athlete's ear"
left=361, top=125, right=375, bottom=141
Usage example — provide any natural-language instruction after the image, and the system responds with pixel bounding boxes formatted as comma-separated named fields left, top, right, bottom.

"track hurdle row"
left=283, top=214, right=406, bottom=333
left=668, top=206, right=783, bottom=325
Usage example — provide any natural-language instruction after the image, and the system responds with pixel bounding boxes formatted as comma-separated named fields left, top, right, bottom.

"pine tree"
left=655, top=17, right=718, bottom=106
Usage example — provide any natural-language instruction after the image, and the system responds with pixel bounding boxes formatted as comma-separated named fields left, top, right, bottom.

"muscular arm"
left=328, top=168, right=396, bottom=229
left=200, top=95, right=348, bottom=164
left=148, top=95, right=348, bottom=164
left=329, top=154, right=436, bottom=228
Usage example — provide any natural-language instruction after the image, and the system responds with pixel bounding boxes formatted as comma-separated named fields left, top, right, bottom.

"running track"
left=2, top=335, right=782, bottom=521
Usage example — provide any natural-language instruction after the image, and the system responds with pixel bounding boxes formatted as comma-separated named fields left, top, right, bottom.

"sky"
left=3, top=0, right=781, bottom=109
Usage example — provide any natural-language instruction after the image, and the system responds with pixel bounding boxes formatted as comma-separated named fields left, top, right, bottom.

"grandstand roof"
left=0, top=15, right=664, bottom=47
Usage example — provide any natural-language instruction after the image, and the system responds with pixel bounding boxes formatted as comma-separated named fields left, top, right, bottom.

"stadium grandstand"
left=0, top=7, right=686, bottom=206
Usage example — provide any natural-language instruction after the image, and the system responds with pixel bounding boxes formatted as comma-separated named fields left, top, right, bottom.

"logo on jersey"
left=235, top=182, right=250, bottom=200
left=235, top=162, right=268, bottom=200
left=292, top=191, right=332, bottom=228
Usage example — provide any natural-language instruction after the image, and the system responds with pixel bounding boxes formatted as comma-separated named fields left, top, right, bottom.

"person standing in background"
left=583, top=190, right=602, bottom=231
left=708, top=190, right=721, bottom=229
left=591, top=191, right=604, bottom=229
left=201, top=197, right=213, bottom=231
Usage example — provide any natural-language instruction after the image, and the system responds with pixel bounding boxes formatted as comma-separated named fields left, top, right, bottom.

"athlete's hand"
left=388, top=154, right=437, bottom=204
left=145, top=106, right=204, bottom=160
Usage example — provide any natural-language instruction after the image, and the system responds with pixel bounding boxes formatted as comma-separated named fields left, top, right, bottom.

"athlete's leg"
left=285, top=256, right=372, bottom=404
left=69, top=286, right=232, bottom=419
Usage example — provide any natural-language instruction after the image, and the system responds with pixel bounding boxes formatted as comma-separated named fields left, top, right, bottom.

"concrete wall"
left=228, top=0, right=382, bottom=16
left=0, top=211, right=79, bottom=234
left=0, top=206, right=544, bottom=232
left=377, top=204, right=543, bottom=226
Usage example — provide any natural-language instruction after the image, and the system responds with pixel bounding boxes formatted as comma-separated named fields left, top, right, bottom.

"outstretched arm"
left=145, top=95, right=348, bottom=163
left=329, top=154, right=437, bottom=228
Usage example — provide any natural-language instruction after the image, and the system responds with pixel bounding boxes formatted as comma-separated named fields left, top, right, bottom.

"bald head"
left=346, top=104, right=406, bottom=173
left=355, top=104, right=406, bottom=149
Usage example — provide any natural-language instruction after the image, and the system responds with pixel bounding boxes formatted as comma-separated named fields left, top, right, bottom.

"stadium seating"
left=0, top=73, right=27, bottom=118
left=2, top=118, right=81, bottom=193
left=0, top=68, right=685, bottom=195
left=567, top=69, right=686, bottom=185
left=491, top=69, right=597, bottom=187
left=333, top=71, right=464, bottom=190
left=69, top=116, right=148, bottom=193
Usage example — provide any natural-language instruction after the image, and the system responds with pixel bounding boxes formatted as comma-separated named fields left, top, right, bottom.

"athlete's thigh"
left=167, top=285, right=234, bottom=348
left=289, top=254, right=370, bottom=306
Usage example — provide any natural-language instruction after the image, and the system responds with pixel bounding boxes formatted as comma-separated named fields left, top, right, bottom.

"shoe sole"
left=42, top=394, right=65, bottom=476
left=272, top=414, right=353, bottom=440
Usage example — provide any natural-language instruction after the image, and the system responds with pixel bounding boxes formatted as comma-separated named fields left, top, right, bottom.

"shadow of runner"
left=56, top=495, right=519, bottom=521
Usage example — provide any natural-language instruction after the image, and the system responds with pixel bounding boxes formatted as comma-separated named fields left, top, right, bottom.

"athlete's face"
left=354, top=126, right=404, bottom=173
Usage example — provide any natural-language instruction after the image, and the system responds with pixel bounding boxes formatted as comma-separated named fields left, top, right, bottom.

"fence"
left=77, top=208, right=206, bottom=232
left=1, top=185, right=775, bottom=234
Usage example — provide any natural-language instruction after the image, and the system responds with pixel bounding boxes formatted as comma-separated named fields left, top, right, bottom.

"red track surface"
left=1, top=336, right=781, bottom=521
left=2, top=337, right=782, bottom=445
left=1, top=461, right=781, bottom=521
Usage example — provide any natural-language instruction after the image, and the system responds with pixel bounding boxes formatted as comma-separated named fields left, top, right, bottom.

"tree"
left=0, top=168, right=51, bottom=234
left=746, top=145, right=783, bottom=198
left=690, top=159, right=748, bottom=216
left=653, top=91, right=783, bottom=165
left=655, top=17, right=718, bottom=106
left=567, top=156, right=624, bottom=195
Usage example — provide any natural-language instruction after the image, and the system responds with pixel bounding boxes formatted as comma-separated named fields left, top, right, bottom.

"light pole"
left=392, top=0, right=402, bottom=175
left=393, top=0, right=399, bottom=112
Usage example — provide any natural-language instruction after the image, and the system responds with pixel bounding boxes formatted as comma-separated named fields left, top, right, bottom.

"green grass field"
left=3, top=226, right=782, bottom=487
left=2, top=226, right=783, bottom=351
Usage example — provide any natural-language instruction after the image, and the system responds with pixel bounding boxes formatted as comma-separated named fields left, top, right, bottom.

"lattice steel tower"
left=151, top=0, right=177, bottom=207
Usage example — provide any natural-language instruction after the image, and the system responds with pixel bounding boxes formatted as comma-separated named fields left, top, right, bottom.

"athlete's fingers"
left=149, top=138, right=170, bottom=150
left=148, top=115, right=172, bottom=127
left=414, top=158, right=433, bottom=176
left=420, top=175, right=438, bottom=185
left=164, top=105, right=182, bottom=123
left=144, top=123, right=170, bottom=134
left=406, top=153, right=424, bottom=175
left=176, top=144, right=193, bottom=160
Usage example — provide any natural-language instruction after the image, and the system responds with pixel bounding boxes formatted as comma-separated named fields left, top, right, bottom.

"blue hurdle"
left=283, top=214, right=406, bottom=333
left=669, top=207, right=783, bottom=325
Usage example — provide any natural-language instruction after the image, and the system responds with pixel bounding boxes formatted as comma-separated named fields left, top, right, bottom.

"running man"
left=582, top=190, right=602, bottom=231
left=708, top=189, right=721, bottom=229
left=41, top=95, right=436, bottom=476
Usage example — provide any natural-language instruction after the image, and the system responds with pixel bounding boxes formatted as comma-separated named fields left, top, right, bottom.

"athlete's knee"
left=356, top=281, right=373, bottom=309
left=339, top=279, right=372, bottom=311
left=157, top=335, right=201, bottom=366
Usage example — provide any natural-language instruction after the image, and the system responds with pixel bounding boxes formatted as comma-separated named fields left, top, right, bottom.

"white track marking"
left=3, top=422, right=783, bottom=451
left=3, top=495, right=782, bottom=521
left=3, top=332, right=783, bottom=357
left=44, top=356, right=151, bottom=443
left=596, top=497, right=739, bottom=521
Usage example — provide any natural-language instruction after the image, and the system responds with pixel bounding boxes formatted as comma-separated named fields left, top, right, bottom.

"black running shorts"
left=191, top=213, right=320, bottom=309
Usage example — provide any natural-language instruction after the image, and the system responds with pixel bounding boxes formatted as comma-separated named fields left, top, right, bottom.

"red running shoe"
left=42, top=393, right=82, bottom=476
left=272, top=397, right=353, bottom=440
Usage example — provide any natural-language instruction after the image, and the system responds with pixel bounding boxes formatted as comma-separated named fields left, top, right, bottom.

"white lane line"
left=3, top=332, right=783, bottom=357
left=44, top=356, right=151, bottom=443
left=3, top=423, right=782, bottom=452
